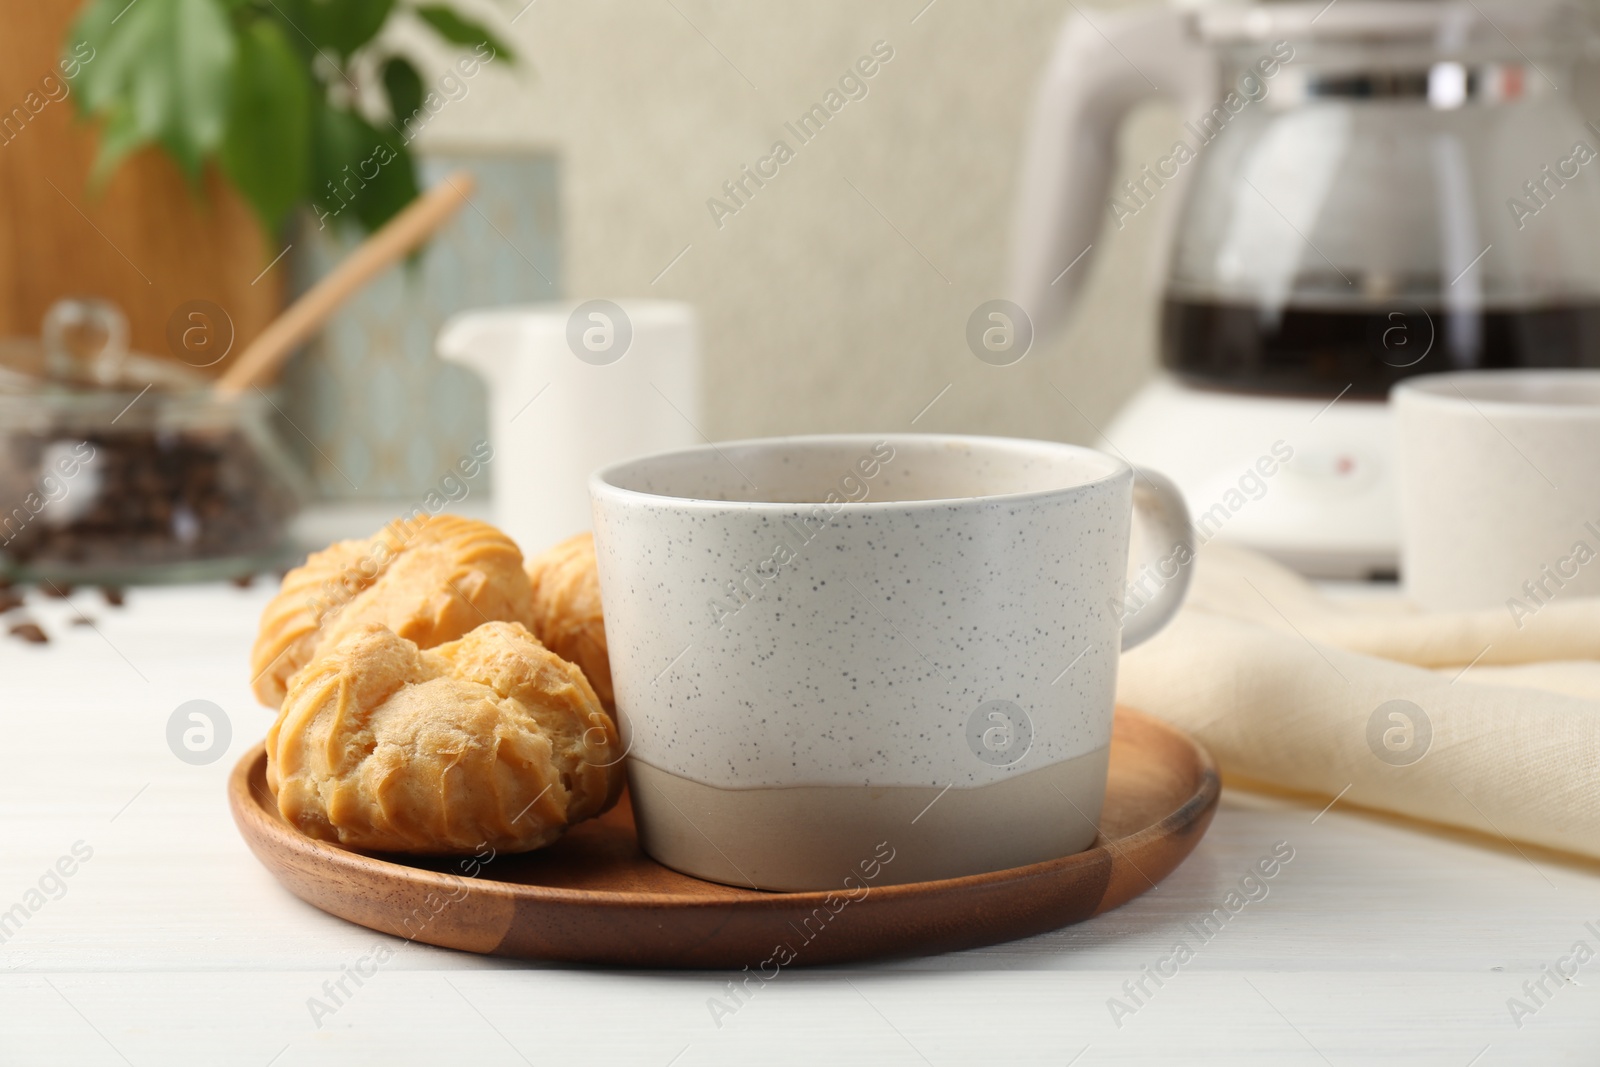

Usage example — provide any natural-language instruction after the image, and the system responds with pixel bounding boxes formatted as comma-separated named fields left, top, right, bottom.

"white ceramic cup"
left=1393, top=371, right=1600, bottom=612
left=590, top=434, right=1193, bottom=890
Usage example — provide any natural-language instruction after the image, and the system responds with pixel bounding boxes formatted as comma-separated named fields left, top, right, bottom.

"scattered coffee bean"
left=41, top=583, right=73, bottom=599
left=230, top=573, right=254, bottom=589
left=70, top=614, right=94, bottom=627
left=100, top=585, right=125, bottom=607
left=0, top=588, right=23, bottom=614
left=9, top=622, right=47, bottom=644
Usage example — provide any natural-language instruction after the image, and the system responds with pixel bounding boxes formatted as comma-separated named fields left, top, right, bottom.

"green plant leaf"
left=71, top=0, right=238, bottom=181
left=381, top=55, right=424, bottom=129
left=413, top=5, right=515, bottom=62
left=164, top=0, right=238, bottom=174
left=65, top=1, right=117, bottom=116
left=220, top=17, right=312, bottom=232
left=309, top=102, right=419, bottom=233
left=309, top=101, right=366, bottom=222
left=350, top=133, right=419, bottom=232
left=69, top=0, right=159, bottom=117
left=267, top=0, right=393, bottom=61
left=309, top=0, right=396, bottom=60
left=86, top=105, right=148, bottom=190
left=255, top=0, right=318, bottom=65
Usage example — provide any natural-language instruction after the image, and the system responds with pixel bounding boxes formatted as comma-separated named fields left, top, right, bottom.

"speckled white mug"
left=590, top=434, right=1192, bottom=889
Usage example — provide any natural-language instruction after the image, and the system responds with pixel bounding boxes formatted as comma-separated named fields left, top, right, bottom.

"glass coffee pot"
left=1010, top=0, right=1600, bottom=397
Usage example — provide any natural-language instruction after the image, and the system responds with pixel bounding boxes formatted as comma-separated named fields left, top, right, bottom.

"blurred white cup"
left=438, top=300, right=700, bottom=555
left=1393, top=370, right=1600, bottom=611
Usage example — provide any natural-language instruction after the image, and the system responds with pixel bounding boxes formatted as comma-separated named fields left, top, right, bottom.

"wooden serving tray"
left=229, top=707, right=1218, bottom=968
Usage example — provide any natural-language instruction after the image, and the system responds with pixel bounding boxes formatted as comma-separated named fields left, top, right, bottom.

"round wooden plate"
left=229, top=707, right=1218, bottom=968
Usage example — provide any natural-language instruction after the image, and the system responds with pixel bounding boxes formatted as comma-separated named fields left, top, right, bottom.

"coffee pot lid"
left=1189, top=0, right=1588, bottom=48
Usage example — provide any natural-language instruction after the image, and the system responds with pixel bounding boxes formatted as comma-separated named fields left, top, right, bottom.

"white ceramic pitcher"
left=437, top=301, right=700, bottom=555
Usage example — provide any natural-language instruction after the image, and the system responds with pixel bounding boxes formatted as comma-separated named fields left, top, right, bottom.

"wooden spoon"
left=213, top=170, right=477, bottom=398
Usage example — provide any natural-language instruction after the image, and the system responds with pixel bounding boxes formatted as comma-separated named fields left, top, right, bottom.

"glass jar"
left=0, top=301, right=305, bottom=584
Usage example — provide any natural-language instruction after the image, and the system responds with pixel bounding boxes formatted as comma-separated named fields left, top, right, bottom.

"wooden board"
left=0, top=0, right=281, bottom=366
left=229, top=707, right=1219, bottom=968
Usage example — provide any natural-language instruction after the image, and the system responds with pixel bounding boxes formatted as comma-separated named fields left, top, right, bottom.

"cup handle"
left=1120, top=468, right=1194, bottom=652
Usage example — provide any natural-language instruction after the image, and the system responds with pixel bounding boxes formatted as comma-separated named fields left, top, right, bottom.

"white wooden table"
left=3, top=576, right=1598, bottom=1066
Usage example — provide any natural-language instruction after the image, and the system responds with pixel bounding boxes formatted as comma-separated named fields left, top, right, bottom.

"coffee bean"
left=9, top=622, right=47, bottom=644
left=100, top=586, right=125, bottom=607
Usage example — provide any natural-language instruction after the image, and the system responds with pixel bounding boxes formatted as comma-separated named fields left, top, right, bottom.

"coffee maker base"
left=1102, top=377, right=1400, bottom=581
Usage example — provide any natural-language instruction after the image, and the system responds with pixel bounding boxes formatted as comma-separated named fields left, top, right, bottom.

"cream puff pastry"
left=266, top=621, right=622, bottom=854
left=524, top=532, right=614, bottom=712
left=250, top=515, right=533, bottom=708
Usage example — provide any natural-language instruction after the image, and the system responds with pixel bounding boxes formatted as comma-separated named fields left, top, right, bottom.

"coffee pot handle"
left=1121, top=468, right=1194, bottom=651
left=1007, top=4, right=1212, bottom=339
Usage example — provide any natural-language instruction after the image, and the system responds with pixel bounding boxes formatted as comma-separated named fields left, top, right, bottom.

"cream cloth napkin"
left=1116, top=542, right=1600, bottom=860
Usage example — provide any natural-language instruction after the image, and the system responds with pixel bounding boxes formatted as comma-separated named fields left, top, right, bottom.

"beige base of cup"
left=626, top=748, right=1110, bottom=891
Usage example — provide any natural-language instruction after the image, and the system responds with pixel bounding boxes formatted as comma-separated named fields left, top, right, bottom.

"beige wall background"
left=418, top=0, right=1178, bottom=443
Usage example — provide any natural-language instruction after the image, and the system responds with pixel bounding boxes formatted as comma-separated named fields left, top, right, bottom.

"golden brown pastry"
left=250, top=514, right=534, bottom=708
left=524, top=532, right=614, bottom=712
left=266, top=621, right=623, bottom=855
